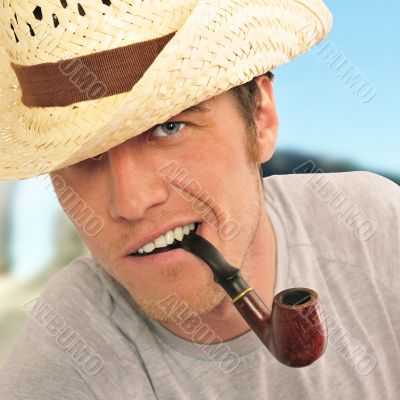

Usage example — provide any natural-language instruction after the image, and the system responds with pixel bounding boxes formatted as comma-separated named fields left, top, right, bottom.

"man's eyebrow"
left=179, top=103, right=210, bottom=114
left=144, top=103, right=210, bottom=134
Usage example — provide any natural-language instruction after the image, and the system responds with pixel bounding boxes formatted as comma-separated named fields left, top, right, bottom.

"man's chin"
left=94, top=252, right=228, bottom=323
left=132, top=283, right=228, bottom=324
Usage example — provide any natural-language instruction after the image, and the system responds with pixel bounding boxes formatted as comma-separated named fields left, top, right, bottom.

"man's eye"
left=150, top=122, right=186, bottom=138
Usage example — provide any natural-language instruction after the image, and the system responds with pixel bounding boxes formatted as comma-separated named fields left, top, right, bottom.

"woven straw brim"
left=0, top=0, right=332, bottom=180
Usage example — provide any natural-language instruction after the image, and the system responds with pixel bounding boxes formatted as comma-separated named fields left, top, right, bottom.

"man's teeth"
left=136, top=223, right=196, bottom=254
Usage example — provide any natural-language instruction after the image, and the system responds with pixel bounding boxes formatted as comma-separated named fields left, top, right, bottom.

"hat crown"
left=1, top=0, right=196, bottom=65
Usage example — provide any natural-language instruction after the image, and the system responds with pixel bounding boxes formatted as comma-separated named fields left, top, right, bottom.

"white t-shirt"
left=1, top=171, right=399, bottom=399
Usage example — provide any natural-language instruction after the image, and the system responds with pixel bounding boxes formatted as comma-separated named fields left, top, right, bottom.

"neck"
left=159, top=192, right=277, bottom=344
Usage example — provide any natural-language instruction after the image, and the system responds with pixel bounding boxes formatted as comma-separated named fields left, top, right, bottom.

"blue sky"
left=274, top=0, right=399, bottom=175
left=7, top=0, right=399, bottom=278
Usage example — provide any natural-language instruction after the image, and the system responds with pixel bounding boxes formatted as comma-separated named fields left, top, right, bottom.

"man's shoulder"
left=27, top=255, right=149, bottom=348
left=264, top=170, right=399, bottom=252
left=37, top=255, right=109, bottom=315
left=0, top=257, right=150, bottom=398
left=265, top=171, right=400, bottom=294
left=264, top=170, right=399, bottom=217
left=264, top=169, right=398, bottom=194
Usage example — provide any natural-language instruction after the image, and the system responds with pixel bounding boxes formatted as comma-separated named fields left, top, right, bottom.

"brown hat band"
left=11, top=32, right=175, bottom=108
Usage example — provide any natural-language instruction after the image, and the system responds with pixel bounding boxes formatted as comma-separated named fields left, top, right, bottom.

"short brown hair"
left=228, top=71, right=274, bottom=179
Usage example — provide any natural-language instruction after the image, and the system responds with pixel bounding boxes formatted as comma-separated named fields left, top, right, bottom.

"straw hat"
left=0, top=0, right=332, bottom=180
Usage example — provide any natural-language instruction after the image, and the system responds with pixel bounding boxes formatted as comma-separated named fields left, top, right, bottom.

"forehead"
left=178, top=102, right=210, bottom=115
left=175, top=92, right=232, bottom=117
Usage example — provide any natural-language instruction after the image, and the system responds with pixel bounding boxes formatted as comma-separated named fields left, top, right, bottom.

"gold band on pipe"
left=232, top=287, right=254, bottom=303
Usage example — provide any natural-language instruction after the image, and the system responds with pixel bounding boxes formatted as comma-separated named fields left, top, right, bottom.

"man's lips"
left=128, top=222, right=201, bottom=257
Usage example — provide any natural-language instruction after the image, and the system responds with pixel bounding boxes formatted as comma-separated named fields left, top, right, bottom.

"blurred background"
left=0, top=0, right=399, bottom=364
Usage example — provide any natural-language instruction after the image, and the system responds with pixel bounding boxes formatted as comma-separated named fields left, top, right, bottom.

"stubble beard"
left=95, top=250, right=229, bottom=324
left=93, top=166, right=263, bottom=326
left=128, top=185, right=262, bottom=325
left=130, top=272, right=228, bottom=324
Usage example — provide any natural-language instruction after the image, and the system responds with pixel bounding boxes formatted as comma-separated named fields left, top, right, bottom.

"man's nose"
left=107, top=144, right=168, bottom=221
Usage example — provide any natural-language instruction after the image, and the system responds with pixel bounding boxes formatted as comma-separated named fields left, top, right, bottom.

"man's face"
left=50, top=82, right=277, bottom=323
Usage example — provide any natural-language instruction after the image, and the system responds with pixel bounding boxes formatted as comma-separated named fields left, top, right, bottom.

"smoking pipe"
left=179, top=233, right=328, bottom=368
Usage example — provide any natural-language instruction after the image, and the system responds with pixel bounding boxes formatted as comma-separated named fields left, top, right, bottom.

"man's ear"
left=254, top=74, right=279, bottom=164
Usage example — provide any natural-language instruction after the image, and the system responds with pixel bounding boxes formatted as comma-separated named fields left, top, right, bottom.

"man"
left=0, top=1, right=399, bottom=399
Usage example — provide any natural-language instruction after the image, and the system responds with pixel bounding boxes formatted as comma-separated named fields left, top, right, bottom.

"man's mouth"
left=129, top=222, right=201, bottom=257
